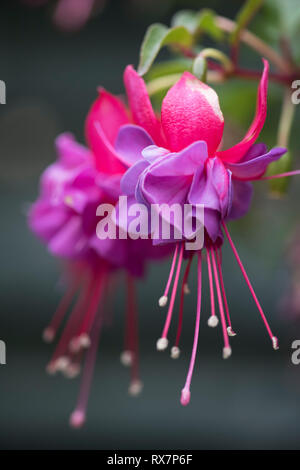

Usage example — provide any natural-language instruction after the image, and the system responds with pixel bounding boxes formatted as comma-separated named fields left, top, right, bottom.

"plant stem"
left=277, top=88, right=295, bottom=147
left=216, top=16, right=291, bottom=73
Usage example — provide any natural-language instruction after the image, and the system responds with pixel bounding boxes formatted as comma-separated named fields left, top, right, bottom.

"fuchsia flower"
left=113, top=60, right=288, bottom=405
left=28, top=89, right=169, bottom=427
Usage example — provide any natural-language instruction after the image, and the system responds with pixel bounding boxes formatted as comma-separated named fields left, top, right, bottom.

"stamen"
left=206, top=250, right=218, bottom=328
left=47, top=277, right=92, bottom=371
left=216, top=249, right=236, bottom=336
left=171, top=346, right=180, bottom=359
left=172, top=255, right=193, bottom=358
left=157, top=244, right=184, bottom=351
left=120, top=350, right=133, bottom=367
left=69, top=307, right=104, bottom=429
left=43, top=275, right=80, bottom=343
left=128, top=380, right=143, bottom=396
left=156, top=337, right=168, bottom=351
left=222, top=222, right=278, bottom=349
left=64, top=363, right=81, bottom=379
left=183, top=284, right=190, bottom=295
left=71, top=274, right=104, bottom=352
left=180, top=252, right=202, bottom=406
left=210, top=249, right=231, bottom=359
left=158, top=244, right=179, bottom=307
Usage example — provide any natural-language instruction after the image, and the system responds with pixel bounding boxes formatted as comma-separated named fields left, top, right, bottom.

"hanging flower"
left=28, top=90, right=170, bottom=427
left=112, top=59, right=288, bottom=405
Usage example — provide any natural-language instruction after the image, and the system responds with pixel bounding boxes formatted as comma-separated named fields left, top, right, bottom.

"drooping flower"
left=28, top=90, right=170, bottom=427
left=113, top=60, right=288, bottom=405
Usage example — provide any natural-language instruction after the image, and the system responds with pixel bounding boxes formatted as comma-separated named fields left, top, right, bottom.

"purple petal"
left=142, top=145, right=169, bottom=162
left=55, top=133, right=91, bottom=168
left=48, top=216, right=87, bottom=258
left=97, top=173, right=122, bottom=200
left=28, top=200, right=71, bottom=241
left=147, top=141, right=208, bottom=178
left=188, top=164, right=220, bottom=213
left=227, top=180, right=253, bottom=220
left=121, top=159, right=149, bottom=196
left=204, top=208, right=222, bottom=242
left=225, top=146, right=287, bottom=180
left=115, top=124, right=154, bottom=166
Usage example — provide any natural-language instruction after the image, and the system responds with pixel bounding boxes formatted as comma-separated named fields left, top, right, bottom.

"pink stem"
left=163, top=244, right=179, bottom=298
left=222, top=222, right=275, bottom=341
left=175, top=256, right=193, bottom=348
left=48, top=275, right=92, bottom=367
left=76, top=273, right=104, bottom=340
left=216, top=249, right=232, bottom=328
left=70, top=306, right=104, bottom=428
left=162, top=244, right=184, bottom=339
left=210, top=249, right=230, bottom=350
left=180, top=252, right=202, bottom=406
left=206, top=250, right=216, bottom=318
left=43, top=275, right=80, bottom=341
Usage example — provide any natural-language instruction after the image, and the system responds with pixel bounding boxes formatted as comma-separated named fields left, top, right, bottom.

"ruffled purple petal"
left=146, top=141, right=208, bottom=178
left=142, top=145, right=169, bottom=162
left=121, top=159, right=149, bottom=196
left=115, top=124, right=154, bottom=166
left=56, top=133, right=91, bottom=168
left=48, top=216, right=87, bottom=258
left=188, top=162, right=221, bottom=213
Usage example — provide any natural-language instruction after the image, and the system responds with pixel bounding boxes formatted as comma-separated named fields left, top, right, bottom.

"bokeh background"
left=1, top=0, right=300, bottom=449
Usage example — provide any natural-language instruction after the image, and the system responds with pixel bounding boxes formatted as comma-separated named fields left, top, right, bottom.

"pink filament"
left=162, top=244, right=184, bottom=339
left=180, top=252, right=202, bottom=406
left=44, top=274, right=80, bottom=340
left=210, top=249, right=230, bottom=349
left=260, top=169, right=300, bottom=180
left=216, top=249, right=233, bottom=328
left=70, top=307, right=104, bottom=428
left=75, top=273, right=104, bottom=340
left=48, top=275, right=92, bottom=366
left=222, top=222, right=274, bottom=340
left=175, top=256, right=193, bottom=348
left=206, top=251, right=216, bottom=318
left=163, top=244, right=179, bottom=298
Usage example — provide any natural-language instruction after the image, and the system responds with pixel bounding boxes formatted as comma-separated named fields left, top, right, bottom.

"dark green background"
left=1, top=0, right=300, bottom=449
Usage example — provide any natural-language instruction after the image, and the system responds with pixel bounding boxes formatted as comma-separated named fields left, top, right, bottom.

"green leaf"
left=231, top=0, right=264, bottom=44
left=171, top=9, right=224, bottom=41
left=137, top=23, right=193, bottom=76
